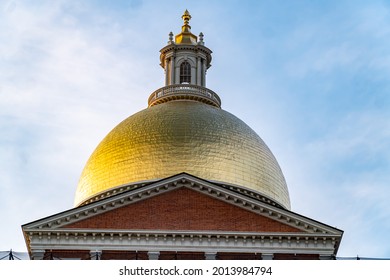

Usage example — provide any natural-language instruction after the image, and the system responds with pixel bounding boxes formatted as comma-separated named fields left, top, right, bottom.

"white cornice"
left=27, top=229, right=340, bottom=256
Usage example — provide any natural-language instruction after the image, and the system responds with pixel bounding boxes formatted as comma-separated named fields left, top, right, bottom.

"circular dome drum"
left=75, top=101, right=291, bottom=209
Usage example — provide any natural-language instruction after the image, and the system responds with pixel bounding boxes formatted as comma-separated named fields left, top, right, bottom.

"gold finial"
left=182, top=9, right=191, bottom=25
left=175, top=9, right=197, bottom=45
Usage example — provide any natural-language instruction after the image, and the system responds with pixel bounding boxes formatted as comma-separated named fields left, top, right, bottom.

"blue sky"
left=0, top=0, right=389, bottom=258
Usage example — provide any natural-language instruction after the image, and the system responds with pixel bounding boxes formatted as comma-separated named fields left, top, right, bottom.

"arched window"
left=180, top=61, right=191, bottom=84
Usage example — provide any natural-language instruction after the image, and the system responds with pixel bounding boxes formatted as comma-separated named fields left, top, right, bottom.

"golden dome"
left=75, top=100, right=291, bottom=209
left=75, top=11, right=290, bottom=210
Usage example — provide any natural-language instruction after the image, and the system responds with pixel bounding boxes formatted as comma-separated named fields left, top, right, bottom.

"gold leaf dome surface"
left=75, top=101, right=291, bottom=209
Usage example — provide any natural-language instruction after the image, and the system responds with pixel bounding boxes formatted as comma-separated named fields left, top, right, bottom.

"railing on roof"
left=148, top=84, right=221, bottom=108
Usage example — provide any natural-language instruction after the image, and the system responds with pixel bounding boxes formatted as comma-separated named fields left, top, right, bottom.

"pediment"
left=62, top=187, right=302, bottom=233
left=22, top=173, right=342, bottom=237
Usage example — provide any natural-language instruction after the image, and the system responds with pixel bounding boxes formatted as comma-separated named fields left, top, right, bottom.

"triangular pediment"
left=22, top=173, right=342, bottom=237
left=61, top=187, right=302, bottom=233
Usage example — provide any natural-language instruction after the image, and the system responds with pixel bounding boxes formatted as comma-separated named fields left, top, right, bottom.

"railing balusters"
left=148, top=84, right=221, bottom=108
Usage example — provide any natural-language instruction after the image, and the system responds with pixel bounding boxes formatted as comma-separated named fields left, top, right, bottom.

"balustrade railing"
left=148, top=84, right=221, bottom=107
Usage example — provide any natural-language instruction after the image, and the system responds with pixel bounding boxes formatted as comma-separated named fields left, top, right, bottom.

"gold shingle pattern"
left=75, top=101, right=290, bottom=209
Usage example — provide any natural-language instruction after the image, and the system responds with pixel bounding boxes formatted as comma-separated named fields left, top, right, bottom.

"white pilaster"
left=262, top=253, right=274, bottom=260
left=148, top=251, right=160, bottom=260
left=205, top=252, right=217, bottom=260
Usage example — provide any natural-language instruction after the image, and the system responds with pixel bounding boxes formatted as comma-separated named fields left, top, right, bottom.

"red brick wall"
left=64, top=188, right=301, bottom=233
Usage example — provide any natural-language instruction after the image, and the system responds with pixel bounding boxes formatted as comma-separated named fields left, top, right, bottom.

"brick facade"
left=64, top=187, right=302, bottom=233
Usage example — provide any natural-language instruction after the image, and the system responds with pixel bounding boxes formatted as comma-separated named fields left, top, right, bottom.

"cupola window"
left=180, top=61, right=191, bottom=84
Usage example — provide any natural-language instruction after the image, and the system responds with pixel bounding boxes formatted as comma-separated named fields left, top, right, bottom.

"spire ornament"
left=175, top=9, right=197, bottom=45
left=198, top=32, right=204, bottom=45
left=182, top=9, right=191, bottom=25
left=168, top=32, right=174, bottom=44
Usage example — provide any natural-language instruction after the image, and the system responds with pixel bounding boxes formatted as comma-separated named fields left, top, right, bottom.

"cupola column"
left=202, top=59, right=207, bottom=86
left=197, top=57, right=202, bottom=86
left=164, top=57, right=169, bottom=85
left=170, top=56, right=176, bottom=85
